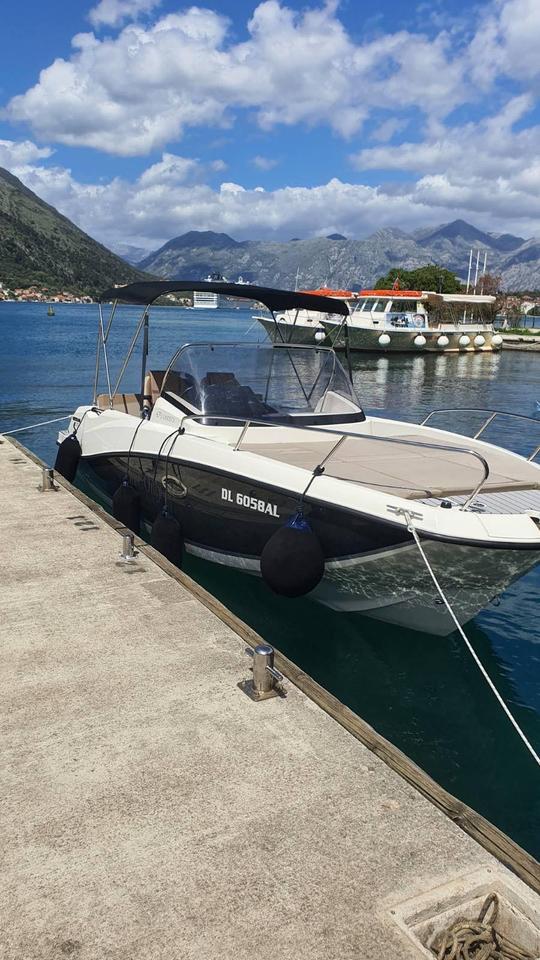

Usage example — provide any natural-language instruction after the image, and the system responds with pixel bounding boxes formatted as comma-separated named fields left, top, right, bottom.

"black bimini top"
left=99, top=280, right=350, bottom=317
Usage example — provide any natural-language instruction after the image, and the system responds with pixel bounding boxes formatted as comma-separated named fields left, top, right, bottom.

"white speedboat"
left=57, top=281, right=540, bottom=635
left=257, top=287, right=503, bottom=353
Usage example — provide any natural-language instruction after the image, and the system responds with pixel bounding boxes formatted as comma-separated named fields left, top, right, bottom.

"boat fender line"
left=260, top=511, right=325, bottom=598
left=151, top=426, right=185, bottom=487
left=401, top=509, right=540, bottom=769
left=150, top=428, right=186, bottom=566
left=112, top=417, right=146, bottom=534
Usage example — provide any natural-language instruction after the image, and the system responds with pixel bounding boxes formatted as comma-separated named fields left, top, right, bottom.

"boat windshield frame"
left=159, top=341, right=365, bottom=425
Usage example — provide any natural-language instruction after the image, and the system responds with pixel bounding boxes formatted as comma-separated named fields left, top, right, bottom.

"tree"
left=373, top=265, right=462, bottom=294
left=478, top=273, right=502, bottom=296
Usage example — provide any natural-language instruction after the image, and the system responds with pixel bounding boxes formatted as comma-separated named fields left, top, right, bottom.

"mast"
left=480, top=251, right=487, bottom=295
left=473, top=250, right=480, bottom=294
left=466, top=249, right=473, bottom=293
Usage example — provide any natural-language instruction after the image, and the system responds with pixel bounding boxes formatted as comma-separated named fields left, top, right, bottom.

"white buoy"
left=459, top=335, right=470, bottom=348
left=437, top=335, right=450, bottom=348
left=314, top=329, right=326, bottom=342
left=413, top=334, right=426, bottom=348
left=491, top=334, right=503, bottom=348
left=378, top=333, right=391, bottom=347
left=474, top=334, right=486, bottom=348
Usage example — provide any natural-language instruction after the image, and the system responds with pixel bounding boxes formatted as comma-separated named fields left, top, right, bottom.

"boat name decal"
left=153, top=409, right=181, bottom=426
left=221, top=487, right=280, bottom=518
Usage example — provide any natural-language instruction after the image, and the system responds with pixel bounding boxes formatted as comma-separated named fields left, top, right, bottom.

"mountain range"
left=136, top=222, right=540, bottom=291
left=0, top=166, right=147, bottom=295
left=2, top=160, right=540, bottom=294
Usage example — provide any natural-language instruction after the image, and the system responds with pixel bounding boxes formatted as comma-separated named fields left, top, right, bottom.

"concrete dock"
left=0, top=438, right=538, bottom=960
left=501, top=333, right=540, bottom=350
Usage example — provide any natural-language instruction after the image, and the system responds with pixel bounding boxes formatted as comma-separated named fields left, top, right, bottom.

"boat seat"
left=148, top=369, right=201, bottom=410
left=147, top=370, right=166, bottom=404
left=96, top=393, right=142, bottom=416
left=242, top=434, right=540, bottom=500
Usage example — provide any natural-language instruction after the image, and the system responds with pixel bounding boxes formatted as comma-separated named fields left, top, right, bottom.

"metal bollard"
left=119, top=532, right=138, bottom=563
left=39, top=467, right=58, bottom=492
left=239, top=643, right=284, bottom=701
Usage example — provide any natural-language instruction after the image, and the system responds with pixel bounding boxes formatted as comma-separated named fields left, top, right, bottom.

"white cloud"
left=252, top=155, right=278, bottom=170
left=5, top=146, right=540, bottom=253
left=88, top=0, right=162, bottom=28
left=6, top=1, right=471, bottom=156
left=4, top=1, right=540, bottom=246
left=137, top=152, right=198, bottom=185
left=0, top=139, right=53, bottom=166
left=349, top=94, right=540, bottom=224
left=371, top=119, right=407, bottom=143
left=469, top=0, right=540, bottom=86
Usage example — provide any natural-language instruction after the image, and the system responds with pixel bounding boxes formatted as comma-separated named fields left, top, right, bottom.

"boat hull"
left=257, top=315, right=324, bottom=345
left=77, top=452, right=538, bottom=636
left=257, top=315, right=503, bottom=353
left=324, top=322, right=502, bottom=353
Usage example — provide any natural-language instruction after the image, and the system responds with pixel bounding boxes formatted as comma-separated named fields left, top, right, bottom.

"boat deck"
left=421, top=488, right=540, bottom=514
left=244, top=432, right=540, bottom=502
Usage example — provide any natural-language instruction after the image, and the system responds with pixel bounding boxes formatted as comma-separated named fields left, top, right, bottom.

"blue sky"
left=2, top=0, right=540, bottom=252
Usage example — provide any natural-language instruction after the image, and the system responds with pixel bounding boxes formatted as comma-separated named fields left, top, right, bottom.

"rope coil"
left=429, top=893, right=537, bottom=960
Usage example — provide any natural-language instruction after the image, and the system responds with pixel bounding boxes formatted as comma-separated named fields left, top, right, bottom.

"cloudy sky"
left=2, top=0, right=540, bottom=251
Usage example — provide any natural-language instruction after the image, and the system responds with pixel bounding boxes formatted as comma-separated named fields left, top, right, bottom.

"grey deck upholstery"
left=243, top=433, right=540, bottom=500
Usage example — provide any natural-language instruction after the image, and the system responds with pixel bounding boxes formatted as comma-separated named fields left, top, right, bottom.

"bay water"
left=1, top=301, right=539, bottom=857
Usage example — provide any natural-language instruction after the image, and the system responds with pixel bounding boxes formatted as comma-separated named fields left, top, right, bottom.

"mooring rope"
left=1, top=415, right=72, bottom=436
left=429, top=892, right=536, bottom=959
left=402, top=511, right=540, bottom=770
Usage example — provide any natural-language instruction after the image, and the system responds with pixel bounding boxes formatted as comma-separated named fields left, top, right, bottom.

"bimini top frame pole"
left=93, top=300, right=116, bottom=405
left=94, top=281, right=351, bottom=412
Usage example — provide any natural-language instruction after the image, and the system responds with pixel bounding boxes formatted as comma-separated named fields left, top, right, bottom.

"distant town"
left=0, top=283, right=93, bottom=303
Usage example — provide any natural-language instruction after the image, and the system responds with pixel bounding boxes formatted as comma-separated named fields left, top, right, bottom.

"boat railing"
left=420, top=408, right=540, bottom=462
left=180, top=413, right=491, bottom=510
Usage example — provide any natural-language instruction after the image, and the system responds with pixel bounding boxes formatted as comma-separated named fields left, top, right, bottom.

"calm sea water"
left=2, top=301, right=539, bottom=858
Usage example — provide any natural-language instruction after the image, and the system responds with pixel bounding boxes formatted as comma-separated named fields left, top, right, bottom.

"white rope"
left=1, top=415, right=71, bottom=436
left=403, top=510, right=540, bottom=769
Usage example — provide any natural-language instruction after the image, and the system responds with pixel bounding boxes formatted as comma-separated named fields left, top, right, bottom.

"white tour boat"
left=257, top=287, right=503, bottom=353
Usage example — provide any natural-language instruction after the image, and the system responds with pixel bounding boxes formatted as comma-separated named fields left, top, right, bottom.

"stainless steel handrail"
left=420, top=407, right=540, bottom=460
left=182, top=413, right=490, bottom=511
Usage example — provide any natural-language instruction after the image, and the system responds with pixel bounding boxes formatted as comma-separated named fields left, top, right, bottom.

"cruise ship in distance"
left=193, top=274, right=226, bottom=309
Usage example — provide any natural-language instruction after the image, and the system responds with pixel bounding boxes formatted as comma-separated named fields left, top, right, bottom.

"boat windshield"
left=161, top=342, right=364, bottom=424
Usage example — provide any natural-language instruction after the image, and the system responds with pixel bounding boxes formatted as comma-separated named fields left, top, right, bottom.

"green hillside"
left=0, top=167, right=149, bottom=296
